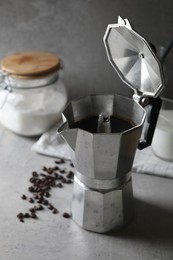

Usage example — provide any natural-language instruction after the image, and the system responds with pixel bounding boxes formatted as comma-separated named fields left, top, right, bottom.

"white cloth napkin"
left=31, top=124, right=173, bottom=178
left=31, top=123, right=71, bottom=160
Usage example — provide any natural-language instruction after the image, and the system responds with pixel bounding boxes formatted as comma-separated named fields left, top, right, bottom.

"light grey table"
left=0, top=124, right=173, bottom=260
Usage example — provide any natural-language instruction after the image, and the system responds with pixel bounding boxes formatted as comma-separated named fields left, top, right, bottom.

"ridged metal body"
left=58, top=94, right=145, bottom=233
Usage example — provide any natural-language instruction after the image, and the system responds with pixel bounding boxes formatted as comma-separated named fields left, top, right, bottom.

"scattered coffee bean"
left=55, top=159, right=65, bottom=164
left=32, top=171, right=38, bottom=177
left=56, top=182, right=63, bottom=188
left=55, top=160, right=61, bottom=164
left=17, top=212, right=24, bottom=219
left=28, top=198, right=34, bottom=203
left=24, top=212, right=30, bottom=218
left=47, top=204, right=54, bottom=210
left=21, top=194, right=27, bottom=200
left=18, top=158, right=74, bottom=223
left=60, top=169, right=66, bottom=174
left=29, top=208, right=36, bottom=213
left=62, top=212, right=71, bottom=218
left=42, top=199, right=48, bottom=206
left=66, top=179, right=72, bottom=184
left=17, top=212, right=24, bottom=222
left=56, top=175, right=63, bottom=180
left=29, top=177, right=36, bottom=183
left=34, top=204, right=44, bottom=211
left=44, top=191, right=50, bottom=198
left=28, top=186, right=35, bottom=193
left=31, top=213, right=37, bottom=219
left=40, top=173, right=46, bottom=177
left=47, top=168, right=54, bottom=174
left=61, top=177, right=67, bottom=183
left=54, top=173, right=59, bottom=179
left=33, top=193, right=39, bottom=200
left=38, top=191, right=44, bottom=197
left=52, top=208, right=58, bottom=214
left=37, top=198, right=43, bottom=204
left=66, top=171, right=74, bottom=179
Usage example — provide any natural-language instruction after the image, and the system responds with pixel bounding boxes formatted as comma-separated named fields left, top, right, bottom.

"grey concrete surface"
left=0, top=0, right=172, bottom=99
left=0, top=125, right=173, bottom=260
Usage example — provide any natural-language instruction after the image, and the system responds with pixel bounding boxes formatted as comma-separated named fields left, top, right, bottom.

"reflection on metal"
left=104, top=16, right=164, bottom=97
left=97, top=112, right=111, bottom=133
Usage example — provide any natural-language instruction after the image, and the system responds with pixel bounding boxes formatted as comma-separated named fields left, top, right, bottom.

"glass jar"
left=0, top=51, right=67, bottom=136
left=151, top=97, right=173, bottom=161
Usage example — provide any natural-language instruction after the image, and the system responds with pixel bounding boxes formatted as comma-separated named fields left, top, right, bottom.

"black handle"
left=138, top=96, right=162, bottom=150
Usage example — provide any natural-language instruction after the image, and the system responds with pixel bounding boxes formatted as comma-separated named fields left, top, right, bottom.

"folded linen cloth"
left=31, top=123, right=71, bottom=160
left=31, top=124, right=173, bottom=178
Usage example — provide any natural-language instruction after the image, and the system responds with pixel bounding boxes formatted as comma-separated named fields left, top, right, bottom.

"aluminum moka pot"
left=58, top=16, right=164, bottom=233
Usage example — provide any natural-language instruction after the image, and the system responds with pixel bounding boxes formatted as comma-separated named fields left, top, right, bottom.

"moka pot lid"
left=103, top=16, right=165, bottom=97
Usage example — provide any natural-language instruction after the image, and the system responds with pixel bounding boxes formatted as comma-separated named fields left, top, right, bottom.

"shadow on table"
left=109, top=198, right=173, bottom=246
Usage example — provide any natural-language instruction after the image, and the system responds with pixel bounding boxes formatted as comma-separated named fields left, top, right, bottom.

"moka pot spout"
left=58, top=121, right=77, bottom=152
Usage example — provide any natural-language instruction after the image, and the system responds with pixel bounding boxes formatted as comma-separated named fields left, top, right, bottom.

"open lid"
left=103, top=16, right=165, bottom=97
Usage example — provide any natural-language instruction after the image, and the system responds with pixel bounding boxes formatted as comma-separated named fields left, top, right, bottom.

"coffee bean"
left=40, top=173, right=46, bottom=177
left=17, top=212, right=24, bottom=219
left=52, top=208, right=58, bottom=214
left=28, top=198, right=34, bottom=203
left=35, top=204, right=44, bottom=211
left=66, top=171, right=74, bottom=179
left=29, top=177, right=36, bottom=183
left=55, top=161, right=60, bottom=165
left=38, top=191, right=44, bottom=197
left=24, top=212, right=30, bottom=218
left=61, top=177, right=67, bottom=183
left=55, top=158, right=65, bottom=164
left=47, top=168, right=54, bottom=174
left=47, top=204, right=54, bottom=210
left=42, top=199, right=48, bottom=206
left=28, top=186, right=35, bottom=193
left=56, top=182, right=63, bottom=188
left=60, top=169, right=66, bottom=174
left=42, top=166, right=47, bottom=171
left=54, top=173, right=59, bottom=179
left=31, top=213, right=37, bottom=219
left=37, top=198, right=43, bottom=204
left=62, top=212, right=71, bottom=218
left=50, top=181, right=56, bottom=187
left=44, top=191, right=50, bottom=198
left=33, top=194, right=39, bottom=199
left=21, top=194, right=27, bottom=200
left=32, top=171, right=38, bottom=177
left=17, top=212, right=25, bottom=222
left=66, top=179, right=72, bottom=184
left=56, top=175, right=63, bottom=180
left=35, top=179, right=42, bottom=185
left=29, top=208, right=36, bottom=213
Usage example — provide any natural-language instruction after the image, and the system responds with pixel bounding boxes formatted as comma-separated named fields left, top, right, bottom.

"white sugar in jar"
left=151, top=98, right=173, bottom=161
left=0, top=51, right=67, bottom=136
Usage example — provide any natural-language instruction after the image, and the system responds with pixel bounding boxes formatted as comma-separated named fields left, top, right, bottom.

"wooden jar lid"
left=1, top=51, right=61, bottom=78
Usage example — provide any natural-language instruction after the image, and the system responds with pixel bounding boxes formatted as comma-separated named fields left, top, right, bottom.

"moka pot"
left=58, top=16, right=164, bottom=233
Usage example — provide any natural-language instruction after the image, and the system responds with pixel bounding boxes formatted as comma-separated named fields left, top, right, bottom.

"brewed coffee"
left=72, top=115, right=135, bottom=133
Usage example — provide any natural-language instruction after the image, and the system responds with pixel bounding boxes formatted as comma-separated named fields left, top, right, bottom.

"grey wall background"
left=0, top=0, right=172, bottom=99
